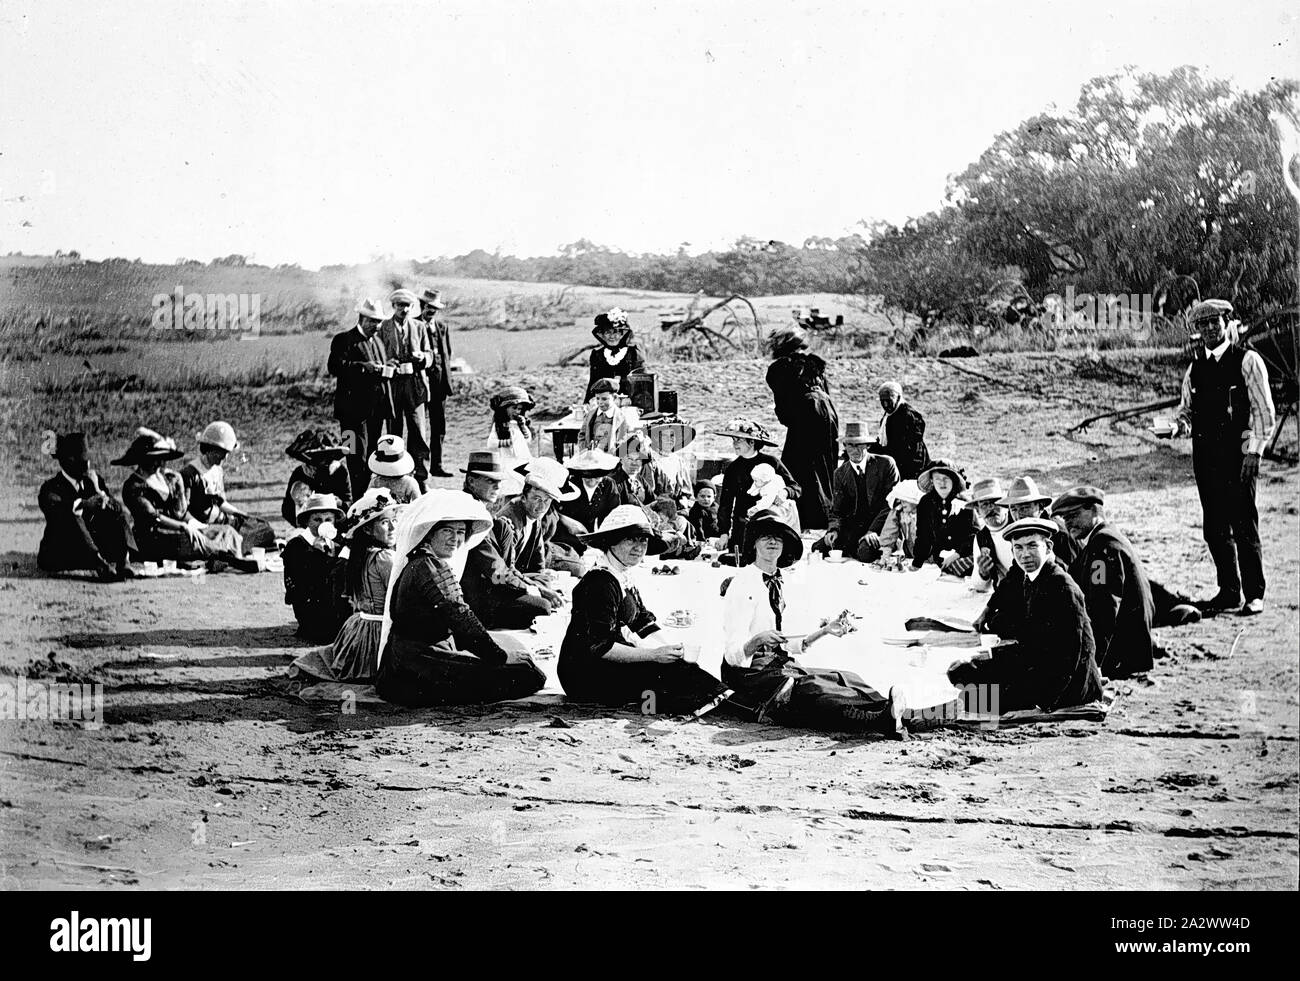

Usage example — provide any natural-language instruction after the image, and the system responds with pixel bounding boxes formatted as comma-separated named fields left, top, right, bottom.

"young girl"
left=579, top=377, right=632, bottom=454
left=282, top=428, right=353, bottom=526
left=877, top=480, right=921, bottom=564
left=911, top=462, right=975, bottom=575
left=367, top=434, right=421, bottom=504
left=282, top=493, right=350, bottom=641
left=486, top=386, right=535, bottom=496
left=319, top=489, right=398, bottom=681
left=745, top=462, right=801, bottom=533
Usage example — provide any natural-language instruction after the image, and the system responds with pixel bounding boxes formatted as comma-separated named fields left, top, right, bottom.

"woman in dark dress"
left=765, top=325, right=839, bottom=529
left=585, top=308, right=645, bottom=402
left=376, top=490, right=545, bottom=707
left=912, top=462, right=976, bottom=575
left=281, top=428, right=353, bottom=526
left=711, top=418, right=800, bottom=555
left=558, top=506, right=732, bottom=716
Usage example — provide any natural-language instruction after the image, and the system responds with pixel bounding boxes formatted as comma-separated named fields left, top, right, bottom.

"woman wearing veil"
left=376, top=489, right=546, bottom=707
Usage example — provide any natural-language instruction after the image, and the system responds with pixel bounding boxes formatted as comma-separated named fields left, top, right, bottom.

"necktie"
left=762, top=571, right=784, bottom=630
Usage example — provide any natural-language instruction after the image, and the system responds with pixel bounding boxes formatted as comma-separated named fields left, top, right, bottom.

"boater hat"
left=418, top=287, right=447, bottom=310
left=111, top=428, right=184, bottom=466
left=967, top=477, right=1006, bottom=504
left=1050, top=485, right=1105, bottom=515
left=565, top=448, right=620, bottom=477
left=712, top=417, right=777, bottom=448
left=369, top=435, right=416, bottom=478
left=742, top=509, right=804, bottom=568
left=579, top=504, right=667, bottom=554
left=918, top=461, right=967, bottom=496
left=517, top=458, right=580, bottom=502
left=196, top=421, right=239, bottom=453
left=841, top=420, right=874, bottom=444
left=296, top=493, right=344, bottom=527
left=1000, top=517, right=1058, bottom=542
left=997, top=475, right=1051, bottom=508
left=461, top=450, right=507, bottom=480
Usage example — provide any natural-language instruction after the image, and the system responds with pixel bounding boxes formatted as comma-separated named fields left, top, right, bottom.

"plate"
left=824, top=556, right=848, bottom=564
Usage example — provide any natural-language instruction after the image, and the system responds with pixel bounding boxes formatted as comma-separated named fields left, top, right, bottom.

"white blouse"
left=721, top=563, right=807, bottom=668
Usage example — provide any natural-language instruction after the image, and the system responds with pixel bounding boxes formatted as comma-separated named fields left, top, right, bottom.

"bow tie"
left=762, top=570, right=784, bottom=630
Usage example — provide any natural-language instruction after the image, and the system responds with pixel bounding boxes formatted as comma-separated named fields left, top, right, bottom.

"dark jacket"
left=37, top=469, right=136, bottom=572
left=281, top=463, right=353, bottom=526
left=912, top=491, right=976, bottom=571
left=561, top=477, right=619, bottom=533
left=462, top=497, right=549, bottom=615
left=718, top=453, right=801, bottom=546
left=827, top=455, right=899, bottom=545
left=420, top=316, right=454, bottom=402
left=377, top=315, right=435, bottom=410
left=1066, top=523, right=1155, bottom=679
left=586, top=344, right=645, bottom=402
left=876, top=403, right=930, bottom=480
left=688, top=501, right=720, bottom=539
left=282, top=534, right=349, bottom=642
left=964, top=559, right=1104, bottom=711
left=328, top=325, right=393, bottom=421
left=384, top=546, right=507, bottom=666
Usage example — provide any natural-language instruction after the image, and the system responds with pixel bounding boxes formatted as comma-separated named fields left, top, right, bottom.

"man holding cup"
left=328, top=298, right=394, bottom=498
left=379, top=288, right=436, bottom=492
left=1162, top=299, right=1275, bottom=616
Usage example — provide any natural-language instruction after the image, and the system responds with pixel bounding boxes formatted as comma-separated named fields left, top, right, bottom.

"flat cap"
left=1188, top=299, right=1233, bottom=323
left=1050, top=485, right=1105, bottom=514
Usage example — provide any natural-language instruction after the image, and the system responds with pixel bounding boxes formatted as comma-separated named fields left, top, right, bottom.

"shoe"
left=429, top=467, right=454, bottom=478
left=1164, top=603, right=1201, bottom=626
left=95, top=565, right=123, bottom=583
left=1195, top=592, right=1242, bottom=615
left=1237, top=598, right=1265, bottom=616
left=884, top=686, right=910, bottom=741
left=755, top=677, right=796, bottom=723
left=116, top=563, right=137, bottom=580
left=692, top=688, right=736, bottom=719
left=228, top=555, right=262, bottom=574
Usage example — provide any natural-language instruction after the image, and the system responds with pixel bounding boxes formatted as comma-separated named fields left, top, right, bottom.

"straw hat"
left=369, top=435, right=415, bottom=478
left=648, top=421, right=696, bottom=453
left=712, top=417, right=776, bottom=448
left=418, top=287, right=447, bottom=310
left=967, top=477, right=1006, bottom=504
left=742, top=510, right=803, bottom=567
left=296, top=493, right=344, bottom=527
left=517, top=458, right=580, bottom=502
left=354, top=297, right=386, bottom=321
left=841, top=421, right=874, bottom=445
left=112, top=428, right=184, bottom=466
left=343, top=488, right=399, bottom=537
left=565, top=448, right=620, bottom=477
left=1000, top=517, right=1059, bottom=542
left=918, top=461, right=967, bottom=496
left=996, top=476, right=1051, bottom=508
left=579, top=504, right=667, bottom=554
left=196, top=421, right=239, bottom=453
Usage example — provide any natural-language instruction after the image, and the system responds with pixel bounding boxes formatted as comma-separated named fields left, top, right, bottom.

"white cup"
left=162, top=559, right=177, bottom=572
left=381, top=365, right=395, bottom=379
left=249, top=547, right=266, bottom=562
left=681, top=641, right=701, bottom=664
left=399, top=363, right=414, bottom=375
left=142, top=561, right=158, bottom=574
left=828, top=549, right=843, bottom=561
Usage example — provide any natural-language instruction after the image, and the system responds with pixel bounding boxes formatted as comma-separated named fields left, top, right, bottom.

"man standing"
left=870, top=381, right=930, bottom=480
left=37, top=432, right=137, bottom=581
left=1052, top=486, right=1155, bottom=679
left=1166, top=299, right=1275, bottom=616
left=379, top=288, right=435, bottom=492
left=418, top=287, right=454, bottom=477
left=328, top=298, right=393, bottom=498
left=817, top=421, right=899, bottom=561
left=956, top=518, right=1104, bottom=713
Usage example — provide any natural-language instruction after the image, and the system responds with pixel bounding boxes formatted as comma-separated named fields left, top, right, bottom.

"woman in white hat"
left=367, top=434, right=420, bottom=504
left=558, top=506, right=733, bottom=716
left=720, top=511, right=904, bottom=736
left=178, top=421, right=276, bottom=553
left=376, top=490, right=546, bottom=706
left=295, top=489, right=399, bottom=681
left=282, top=493, right=349, bottom=642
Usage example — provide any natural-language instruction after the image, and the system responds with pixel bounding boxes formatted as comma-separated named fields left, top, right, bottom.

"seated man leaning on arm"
left=951, top=517, right=1104, bottom=713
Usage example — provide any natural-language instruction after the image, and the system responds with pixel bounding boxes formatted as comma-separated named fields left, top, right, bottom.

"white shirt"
left=1024, top=558, right=1051, bottom=583
left=721, top=563, right=807, bottom=668
left=1205, top=337, right=1231, bottom=361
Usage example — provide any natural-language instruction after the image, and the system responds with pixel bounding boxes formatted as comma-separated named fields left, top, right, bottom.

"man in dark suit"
left=37, top=432, right=137, bottom=581
left=957, top=518, right=1104, bottom=712
left=379, top=288, right=436, bottom=491
left=870, top=381, right=930, bottom=480
left=328, top=298, right=394, bottom=497
left=816, top=420, right=899, bottom=561
left=1053, top=486, right=1156, bottom=678
left=418, top=287, right=455, bottom=477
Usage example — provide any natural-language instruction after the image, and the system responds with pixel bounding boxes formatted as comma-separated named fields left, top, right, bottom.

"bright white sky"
left=1, top=0, right=1296, bottom=267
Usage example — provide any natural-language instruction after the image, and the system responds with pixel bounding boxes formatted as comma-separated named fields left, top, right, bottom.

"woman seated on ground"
left=38, top=431, right=138, bottom=582
left=376, top=490, right=546, bottom=707
left=721, top=510, right=904, bottom=737
left=293, top=489, right=398, bottom=682
left=911, top=461, right=975, bottom=575
left=282, top=428, right=353, bottom=526
left=179, top=421, right=275, bottom=553
left=282, top=493, right=350, bottom=642
left=560, top=449, right=621, bottom=535
left=559, top=506, right=732, bottom=716
left=116, top=428, right=258, bottom=573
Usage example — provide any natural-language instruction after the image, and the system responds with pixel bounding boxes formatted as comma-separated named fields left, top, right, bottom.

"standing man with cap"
left=955, top=518, right=1104, bottom=712
left=418, top=287, right=455, bottom=477
left=870, top=381, right=930, bottom=480
left=816, top=420, right=899, bottom=561
left=37, top=432, right=137, bottom=581
left=379, top=288, right=435, bottom=492
left=1164, top=299, right=1275, bottom=616
left=328, top=297, right=394, bottom=498
left=1052, top=486, right=1155, bottom=679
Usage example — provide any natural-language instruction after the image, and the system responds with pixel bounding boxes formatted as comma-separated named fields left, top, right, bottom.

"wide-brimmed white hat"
left=195, top=421, right=239, bottom=453
left=579, top=504, right=667, bottom=554
left=355, top=297, right=385, bottom=321
left=565, top=448, right=620, bottom=476
left=369, top=435, right=415, bottom=477
left=517, top=458, right=579, bottom=502
left=886, top=479, right=922, bottom=507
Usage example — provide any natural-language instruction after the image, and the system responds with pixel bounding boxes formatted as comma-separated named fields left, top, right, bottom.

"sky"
left=1, top=0, right=1296, bottom=267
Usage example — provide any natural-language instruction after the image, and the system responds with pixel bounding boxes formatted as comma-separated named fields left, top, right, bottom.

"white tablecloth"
left=513, top=557, right=995, bottom=710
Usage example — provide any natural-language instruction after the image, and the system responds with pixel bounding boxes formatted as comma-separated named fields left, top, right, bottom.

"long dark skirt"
left=721, top=651, right=895, bottom=733
left=559, top=657, right=727, bottom=716
left=377, top=636, right=545, bottom=707
left=779, top=390, right=839, bottom=529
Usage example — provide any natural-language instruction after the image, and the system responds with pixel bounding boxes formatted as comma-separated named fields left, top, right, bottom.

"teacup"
left=828, top=549, right=843, bottom=561
left=142, top=561, right=159, bottom=574
left=161, top=559, right=177, bottom=572
left=249, top=547, right=266, bottom=562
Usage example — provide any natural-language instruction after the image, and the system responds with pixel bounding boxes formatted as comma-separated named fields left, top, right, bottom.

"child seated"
left=648, top=496, right=701, bottom=560
left=578, top=377, right=632, bottom=454
left=282, top=428, right=353, bottom=526
left=688, top=480, right=720, bottom=539
left=746, top=463, right=801, bottom=533
left=367, top=434, right=421, bottom=504
left=878, top=479, right=920, bottom=564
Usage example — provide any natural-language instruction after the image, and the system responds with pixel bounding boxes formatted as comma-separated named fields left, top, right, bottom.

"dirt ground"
left=1, top=350, right=1297, bottom=889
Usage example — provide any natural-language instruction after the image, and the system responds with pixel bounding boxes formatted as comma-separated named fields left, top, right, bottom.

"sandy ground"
left=1, top=350, right=1297, bottom=889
